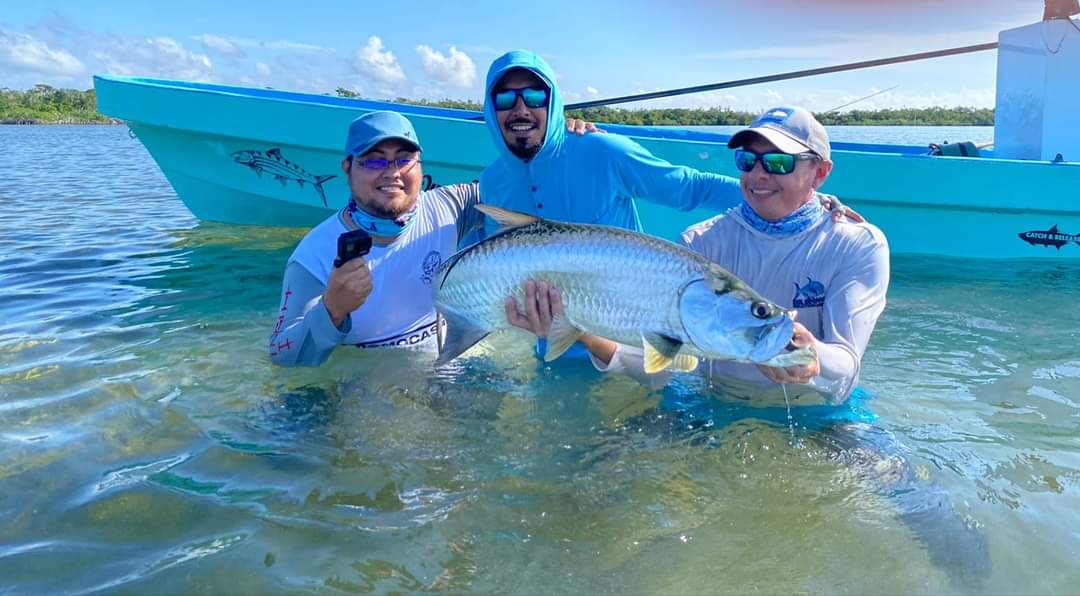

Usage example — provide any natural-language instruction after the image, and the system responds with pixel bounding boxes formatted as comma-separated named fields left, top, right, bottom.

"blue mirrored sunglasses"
left=734, top=149, right=818, bottom=175
left=492, top=86, right=549, bottom=111
left=353, top=157, right=420, bottom=172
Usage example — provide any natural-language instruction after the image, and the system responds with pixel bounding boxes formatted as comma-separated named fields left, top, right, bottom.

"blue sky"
left=0, top=0, right=1043, bottom=111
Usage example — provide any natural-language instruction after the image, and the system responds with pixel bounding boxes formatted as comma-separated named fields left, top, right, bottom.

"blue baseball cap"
left=344, top=111, right=422, bottom=157
left=728, top=106, right=830, bottom=161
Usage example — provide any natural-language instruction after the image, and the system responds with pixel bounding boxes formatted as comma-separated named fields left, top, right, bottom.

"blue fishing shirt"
left=478, top=50, right=743, bottom=238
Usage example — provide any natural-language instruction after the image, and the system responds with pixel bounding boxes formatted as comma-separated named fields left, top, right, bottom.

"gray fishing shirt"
left=269, top=183, right=481, bottom=367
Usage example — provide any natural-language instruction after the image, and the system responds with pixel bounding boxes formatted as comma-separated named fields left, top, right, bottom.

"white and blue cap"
left=344, top=111, right=422, bottom=157
left=728, top=106, right=830, bottom=161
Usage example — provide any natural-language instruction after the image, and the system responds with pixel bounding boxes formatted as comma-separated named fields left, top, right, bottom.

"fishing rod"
left=823, top=85, right=900, bottom=113
left=564, top=42, right=997, bottom=111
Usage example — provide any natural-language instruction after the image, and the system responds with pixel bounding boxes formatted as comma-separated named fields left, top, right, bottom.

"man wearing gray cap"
left=590, top=105, right=890, bottom=405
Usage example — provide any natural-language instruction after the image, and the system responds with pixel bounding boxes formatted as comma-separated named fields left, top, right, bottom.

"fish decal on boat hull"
left=1017, top=225, right=1080, bottom=249
left=231, top=148, right=336, bottom=206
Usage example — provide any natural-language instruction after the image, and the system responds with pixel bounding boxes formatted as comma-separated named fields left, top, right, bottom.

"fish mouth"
left=747, top=315, right=796, bottom=363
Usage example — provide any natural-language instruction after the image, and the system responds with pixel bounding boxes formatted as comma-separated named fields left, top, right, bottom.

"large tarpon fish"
left=432, top=205, right=815, bottom=372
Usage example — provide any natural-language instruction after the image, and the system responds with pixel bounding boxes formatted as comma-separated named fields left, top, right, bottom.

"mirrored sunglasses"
left=492, top=86, right=549, bottom=111
left=734, top=149, right=818, bottom=175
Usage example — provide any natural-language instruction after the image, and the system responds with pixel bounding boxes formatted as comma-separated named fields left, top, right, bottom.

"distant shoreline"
left=1, top=119, right=121, bottom=125
left=3, top=85, right=995, bottom=127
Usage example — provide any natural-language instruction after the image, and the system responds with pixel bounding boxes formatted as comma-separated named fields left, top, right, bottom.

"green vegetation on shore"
left=340, top=89, right=994, bottom=126
left=1, top=85, right=114, bottom=124
left=1, top=84, right=993, bottom=126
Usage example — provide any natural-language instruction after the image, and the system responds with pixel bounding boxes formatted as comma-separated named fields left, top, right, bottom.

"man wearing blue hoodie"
left=479, top=50, right=744, bottom=238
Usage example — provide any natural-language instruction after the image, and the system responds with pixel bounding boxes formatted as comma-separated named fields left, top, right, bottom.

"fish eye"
left=750, top=301, right=771, bottom=319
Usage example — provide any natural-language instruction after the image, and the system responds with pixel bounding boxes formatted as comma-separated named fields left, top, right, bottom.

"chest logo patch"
left=421, top=251, right=442, bottom=284
left=792, top=277, right=826, bottom=308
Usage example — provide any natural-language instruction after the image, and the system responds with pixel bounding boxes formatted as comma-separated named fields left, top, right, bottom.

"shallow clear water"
left=1, top=125, right=1078, bottom=594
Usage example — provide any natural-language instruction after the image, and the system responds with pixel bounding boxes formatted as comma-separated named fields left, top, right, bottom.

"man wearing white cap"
left=588, top=105, right=890, bottom=405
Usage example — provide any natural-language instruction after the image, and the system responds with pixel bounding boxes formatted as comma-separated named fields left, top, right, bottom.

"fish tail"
left=313, top=174, right=335, bottom=207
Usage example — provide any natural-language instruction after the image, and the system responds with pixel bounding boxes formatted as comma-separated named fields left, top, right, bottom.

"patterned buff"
left=346, top=198, right=417, bottom=236
left=739, top=198, right=824, bottom=238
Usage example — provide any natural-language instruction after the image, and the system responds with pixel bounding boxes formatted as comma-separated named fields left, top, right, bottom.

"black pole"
left=564, top=42, right=998, bottom=111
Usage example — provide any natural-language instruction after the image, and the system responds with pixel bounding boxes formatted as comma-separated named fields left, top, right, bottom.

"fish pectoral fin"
left=434, top=312, right=491, bottom=367
left=475, top=204, right=540, bottom=228
left=543, top=313, right=583, bottom=362
left=641, top=332, right=687, bottom=374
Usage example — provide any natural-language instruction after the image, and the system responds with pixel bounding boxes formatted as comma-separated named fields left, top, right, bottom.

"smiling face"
left=340, top=139, right=422, bottom=219
left=492, top=69, right=549, bottom=160
left=739, top=135, right=832, bottom=221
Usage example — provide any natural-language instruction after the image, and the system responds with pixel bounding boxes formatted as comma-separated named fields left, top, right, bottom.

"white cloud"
left=586, top=85, right=599, bottom=97
left=221, top=36, right=335, bottom=53
left=416, top=44, right=476, bottom=88
left=255, top=62, right=271, bottom=77
left=353, top=36, right=405, bottom=84
left=0, top=29, right=84, bottom=77
left=261, top=40, right=335, bottom=53
left=94, top=36, right=213, bottom=81
left=198, top=33, right=244, bottom=58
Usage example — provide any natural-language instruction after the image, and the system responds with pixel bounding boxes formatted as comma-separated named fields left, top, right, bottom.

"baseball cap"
left=728, top=106, right=830, bottom=161
left=344, top=111, right=423, bottom=157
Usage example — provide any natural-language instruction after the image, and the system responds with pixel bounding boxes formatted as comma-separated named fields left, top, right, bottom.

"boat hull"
left=94, top=75, right=1080, bottom=259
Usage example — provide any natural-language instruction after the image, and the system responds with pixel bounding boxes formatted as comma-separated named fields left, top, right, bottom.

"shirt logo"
left=792, top=277, right=826, bottom=308
left=421, top=251, right=442, bottom=284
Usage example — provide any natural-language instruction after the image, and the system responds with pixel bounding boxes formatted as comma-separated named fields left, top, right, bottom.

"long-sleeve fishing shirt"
left=269, top=183, right=481, bottom=367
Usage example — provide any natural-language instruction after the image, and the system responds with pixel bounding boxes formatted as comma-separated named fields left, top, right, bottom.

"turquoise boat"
left=93, top=19, right=1080, bottom=259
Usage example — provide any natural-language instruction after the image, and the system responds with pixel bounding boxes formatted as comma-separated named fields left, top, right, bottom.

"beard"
left=357, top=195, right=414, bottom=221
left=508, top=137, right=542, bottom=160
left=504, top=117, right=543, bottom=160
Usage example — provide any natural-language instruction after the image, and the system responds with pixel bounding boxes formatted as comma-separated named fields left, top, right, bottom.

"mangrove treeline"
left=2, top=84, right=994, bottom=126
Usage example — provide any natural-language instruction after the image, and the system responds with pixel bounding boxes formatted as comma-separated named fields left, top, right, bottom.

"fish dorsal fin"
left=543, top=313, right=583, bottom=362
left=475, top=204, right=540, bottom=229
left=1049, top=225, right=1059, bottom=233
left=641, top=332, right=697, bottom=374
left=267, top=148, right=282, bottom=159
left=434, top=311, right=491, bottom=367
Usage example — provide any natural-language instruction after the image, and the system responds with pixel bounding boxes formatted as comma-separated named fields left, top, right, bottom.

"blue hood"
left=483, top=50, right=566, bottom=163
